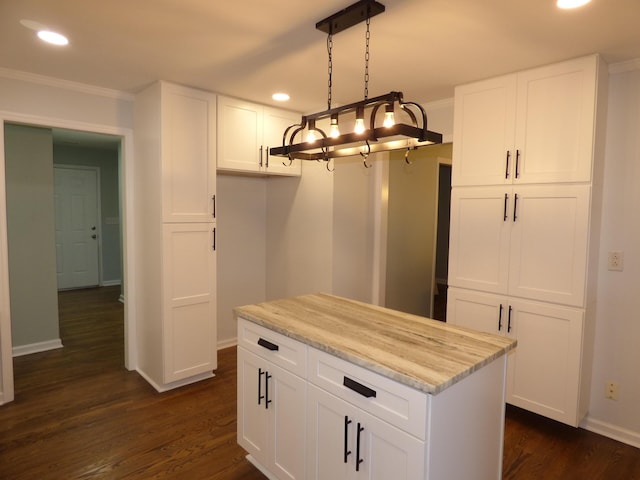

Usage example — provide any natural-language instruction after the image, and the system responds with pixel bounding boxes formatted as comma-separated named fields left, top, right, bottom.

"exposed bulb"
left=383, top=111, right=395, bottom=128
left=330, top=116, right=340, bottom=138
left=306, top=129, right=317, bottom=143
left=354, top=117, right=366, bottom=135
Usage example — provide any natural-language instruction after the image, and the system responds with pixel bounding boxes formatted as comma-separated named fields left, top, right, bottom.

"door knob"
left=91, top=226, right=96, bottom=230
left=91, top=234, right=97, bottom=239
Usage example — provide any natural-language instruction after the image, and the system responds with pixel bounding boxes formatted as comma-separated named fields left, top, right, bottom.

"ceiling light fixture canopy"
left=269, top=0, right=442, bottom=165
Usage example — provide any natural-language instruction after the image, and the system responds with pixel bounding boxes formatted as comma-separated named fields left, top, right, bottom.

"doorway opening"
left=0, top=119, right=134, bottom=405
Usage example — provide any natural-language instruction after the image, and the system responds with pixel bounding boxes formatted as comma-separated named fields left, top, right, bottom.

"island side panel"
left=426, top=355, right=507, bottom=480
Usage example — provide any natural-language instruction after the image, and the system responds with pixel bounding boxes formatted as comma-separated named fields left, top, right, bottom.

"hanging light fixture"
left=270, top=0, right=442, bottom=164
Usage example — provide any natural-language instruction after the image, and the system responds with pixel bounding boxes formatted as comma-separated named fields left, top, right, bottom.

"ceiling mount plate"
left=316, top=0, right=385, bottom=35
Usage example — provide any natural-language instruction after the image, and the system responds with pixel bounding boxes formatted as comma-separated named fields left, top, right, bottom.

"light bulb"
left=329, top=115, right=340, bottom=138
left=354, top=106, right=366, bottom=134
left=557, top=0, right=591, bottom=8
left=37, top=30, right=69, bottom=45
left=306, top=129, right=317, bottom=143
left=383, top=111, right=395, bottom=128
left=306, top=120, right=317, bottom=143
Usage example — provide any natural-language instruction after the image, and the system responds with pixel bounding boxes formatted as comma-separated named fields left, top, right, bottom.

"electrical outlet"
left=608, top=251, right=624, bottom=271
left=606, top=381, right=619, bottom=400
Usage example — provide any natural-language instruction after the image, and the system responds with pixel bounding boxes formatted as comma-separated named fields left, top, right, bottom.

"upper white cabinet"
left=217, top=96, right=302, bottom=176
left=134, top=81, right=217, bottom=391
left=448, top=184, right=590, bottom=307
left=160, top=84, right=217, bottom=222
left=452, top=55, right=599, bottom=186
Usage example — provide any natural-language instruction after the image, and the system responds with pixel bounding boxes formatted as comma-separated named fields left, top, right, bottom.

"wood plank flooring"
left=1, top=286, right=639, bottom=479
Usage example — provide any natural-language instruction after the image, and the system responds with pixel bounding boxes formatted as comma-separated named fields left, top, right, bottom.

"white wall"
left=584, top=64, right=640, bottom=446
left=216, top=175, right=267, bottom=346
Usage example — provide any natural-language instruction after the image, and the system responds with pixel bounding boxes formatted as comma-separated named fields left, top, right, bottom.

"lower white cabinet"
left=447, top=287, right=585, bottom=426
left=237, top=317, right=508, bottom=480
left=307, top=384, right=424, bottom=480
left=237, top=348, right=306, bottom=480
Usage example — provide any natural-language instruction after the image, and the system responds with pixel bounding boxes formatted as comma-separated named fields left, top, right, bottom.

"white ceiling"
left=2, top=0, right=640, bottom=114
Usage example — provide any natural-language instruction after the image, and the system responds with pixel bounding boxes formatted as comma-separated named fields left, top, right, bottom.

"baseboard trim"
left=12, top=339, right=63, bottom=357
left=135, top=368, right=214, bottom=393
left=245, top=455, right=279, bottom=480
left=581, top=415, right=640, bottom=448
left=217, top=338, right=238, bottom=350
left=101, top=280, right=122, bottom=287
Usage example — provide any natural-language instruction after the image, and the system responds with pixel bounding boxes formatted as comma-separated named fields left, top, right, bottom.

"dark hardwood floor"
left=1, top=286, right=639, bottom=479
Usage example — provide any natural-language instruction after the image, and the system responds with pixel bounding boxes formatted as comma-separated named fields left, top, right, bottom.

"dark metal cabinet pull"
left=212, top=227, right=216, bottom=251
left=265, top=372, right=272, bottom=409
left=356, top=423, right=364, bottom=472
left=515, top=149, right=521, bottom=178
left=343, top=376, right=376, bottom=398
left=505, top=150, right=511, bottom=179
left=344, top=416, right=352, bottom=463
left=265, top=145, right=270, bottom=168
left=257, top=338, right=279, bottom=351
left=498, top=304, right=503, bottom=331
left=508, top=305, right=513, bottom=333
left=258, top=368, right=265, bottom=405
left=259, top=145, right=263, bottom=167
left=513, top=194, right=519, bottom=222
left=503, top=193, right=509, bottom=221
left=212, top=195, right=216, bottom=219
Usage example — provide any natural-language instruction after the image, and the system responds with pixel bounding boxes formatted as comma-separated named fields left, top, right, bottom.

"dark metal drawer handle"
left=257, top=338, right=279, bottom=351
left=343, top=376, right=376, bottom=398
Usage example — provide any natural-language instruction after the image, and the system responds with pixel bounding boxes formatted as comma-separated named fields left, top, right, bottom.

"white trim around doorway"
left=0, top=111, right=136, bottom=405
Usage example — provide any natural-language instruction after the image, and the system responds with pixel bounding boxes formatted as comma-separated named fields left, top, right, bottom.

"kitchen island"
left=235, top=293, right=516, bottom=480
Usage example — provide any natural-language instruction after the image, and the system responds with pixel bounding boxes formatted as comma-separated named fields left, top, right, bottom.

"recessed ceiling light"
left=557, top=0, right=591, bottom=9
left=272, top=93, right=290, bottom=102
left=37, top=30, right=69, bottom=46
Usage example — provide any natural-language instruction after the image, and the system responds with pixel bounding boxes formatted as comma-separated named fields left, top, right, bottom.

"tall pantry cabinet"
left=447, top=55, right=608, bottom=426
left=134, top=81, right=218, bottom=391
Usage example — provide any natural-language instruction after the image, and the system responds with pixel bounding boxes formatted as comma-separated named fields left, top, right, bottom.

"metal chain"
left=327, top=33, right=333, bottom=110
left=363, top=16, right=370, bottom=100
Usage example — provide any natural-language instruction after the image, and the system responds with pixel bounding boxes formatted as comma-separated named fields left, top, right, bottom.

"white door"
left=54, top=166, right=99, bottom=289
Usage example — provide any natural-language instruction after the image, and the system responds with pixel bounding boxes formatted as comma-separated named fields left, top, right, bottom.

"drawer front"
left=307, top=347, right=428, bottom=440
left=237, top=317, right=307, bottom=377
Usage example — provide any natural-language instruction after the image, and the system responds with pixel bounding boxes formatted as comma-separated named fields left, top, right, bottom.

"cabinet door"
left=514, top=56, right=598, bottom=184
left=307, top=384, right=354, bottom=480
left=446, top=288, right=506, bottom=336
left=263, top=106, right=302, bottom=176
left=507, top=299, right=584, bottom=426
left=448, top=187, right=511, bottom=294
left=452, top=74, right=517, bottom=186
left=217, top=96, right=263, bottom=173
left=237, top=347, right=270, bottom=468
left=162, top=223, right=217, bottom=383
left=508, top=185, right=590, bottom=306
left=270, top=360, right=307, bottom=480
left=162, top=84, right=216, bottom=222
left=238, top=347, right=307, bottom=480
left=307, top=385, right=424, bottom=480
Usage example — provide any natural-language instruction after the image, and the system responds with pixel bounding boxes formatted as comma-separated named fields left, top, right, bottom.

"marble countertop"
left=234, top=293, right=516, bottom=395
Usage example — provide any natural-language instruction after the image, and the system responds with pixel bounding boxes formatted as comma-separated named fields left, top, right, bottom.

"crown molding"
left=609, top=58, right=640, bottom=74
left=0, top=67, right=134, bottom=101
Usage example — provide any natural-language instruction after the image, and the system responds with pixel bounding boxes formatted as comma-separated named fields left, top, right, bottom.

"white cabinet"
left=447, top=288, right=584, bottom=426
left=452, top=55, right=599, bottom=186
left=448, top=184, right=590, bottom=306
left=217, top=96, right=301, bottom=176
left=448, top=54, right=606, bottom=426
left=237, top=319, right=307, bottom=480
left=134, top=81, right=217, bottom=390
left=162, top=223, right=217, bottom=383
left=307, top=384, right=424, bottom=480
left=236, top=316, right=509, bottom=480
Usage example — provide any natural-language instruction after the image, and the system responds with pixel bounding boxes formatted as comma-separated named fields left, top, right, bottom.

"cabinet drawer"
left=237, top=317, right=306, bottom=377
left=307, top=347, right=428, bottom=440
